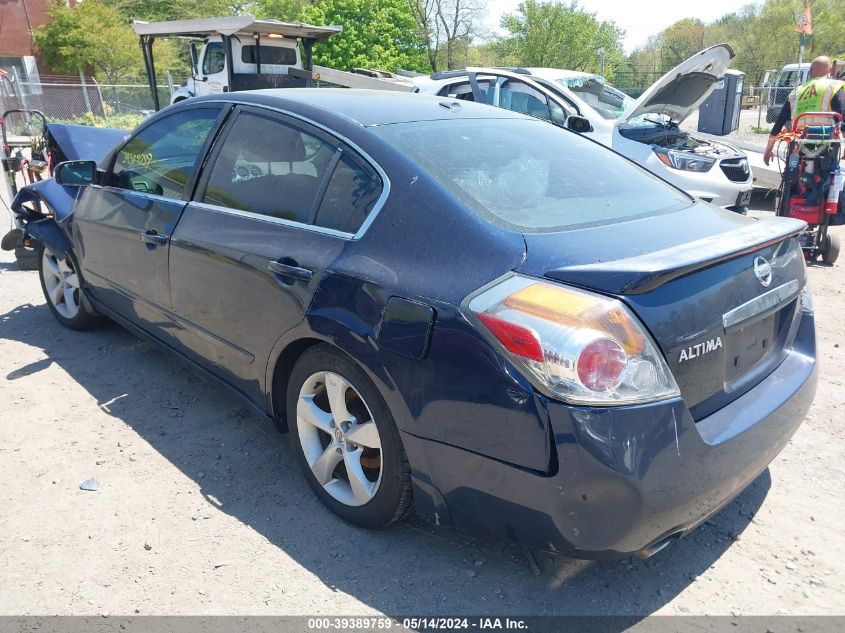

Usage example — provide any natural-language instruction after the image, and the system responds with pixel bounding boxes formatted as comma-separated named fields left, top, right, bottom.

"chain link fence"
left=0, top=72, right=799, bottom=140
left=0, top=75, right=175, bottom=129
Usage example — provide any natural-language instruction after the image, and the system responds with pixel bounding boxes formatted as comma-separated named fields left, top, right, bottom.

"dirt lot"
left=0, top=195, right=843, bottom=617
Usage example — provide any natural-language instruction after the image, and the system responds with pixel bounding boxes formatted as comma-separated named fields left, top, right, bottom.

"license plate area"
left=723, top=298, right=797, bottom=390
left=736, top=189, right=752, bottom=207
left=725, top=314, right=776, bottom=381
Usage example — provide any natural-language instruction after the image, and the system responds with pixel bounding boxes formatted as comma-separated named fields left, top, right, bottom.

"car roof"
left=189, top=88, right=530, bottom=127
left=522, top=68, right=594, bottom=81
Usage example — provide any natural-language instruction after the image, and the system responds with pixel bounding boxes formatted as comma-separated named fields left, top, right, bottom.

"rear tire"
left=287, top=344, right=412, bottom=528
left=38, top=245, right=100, bottom=330
left=822, top=232, right=840, bottom=265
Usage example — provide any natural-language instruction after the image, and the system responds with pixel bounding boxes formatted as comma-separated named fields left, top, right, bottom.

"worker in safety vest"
left=763, top=56, right=845, bottom=166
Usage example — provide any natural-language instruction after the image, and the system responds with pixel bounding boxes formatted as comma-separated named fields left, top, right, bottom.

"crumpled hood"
left=46, top=124, right=127, bottom=164
left=618, top=44, right=734, bottom=126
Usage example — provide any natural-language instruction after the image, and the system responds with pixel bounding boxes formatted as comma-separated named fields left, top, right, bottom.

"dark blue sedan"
left=9, top=90, right=817, bottom=558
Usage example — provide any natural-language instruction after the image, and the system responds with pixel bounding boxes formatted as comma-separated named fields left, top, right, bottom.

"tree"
left=301, top=0, right=429, bottom=72
left=497, top=0, right=625, bottom=78
left=628, top=0, right=845, bottom=89
left=661, top=18, right=708, bottom=66
left=35, top=0, right=143, bottom=83
left=407, top=0, right=485, bottom=71
left=251, top=0, right=315, bottom=21
left=102, top=0, right=241, bottom=21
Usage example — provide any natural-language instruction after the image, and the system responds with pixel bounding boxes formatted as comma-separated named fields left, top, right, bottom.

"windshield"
left=557, top=75, right=634, bottom=120
left=372, top=118, right=691, bottom=232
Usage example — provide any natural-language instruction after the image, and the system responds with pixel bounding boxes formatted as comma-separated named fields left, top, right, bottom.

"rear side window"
left=241, top=45, right=297, bottom=65
left=373, top=118, right=690, bottom=232
left=108, top=108, right=218, bottom=198
left=313, top=154, right=381, bottom=233
left=202, top=111, right=383, bottom=234
left=203, top=112, right=336, bottom=223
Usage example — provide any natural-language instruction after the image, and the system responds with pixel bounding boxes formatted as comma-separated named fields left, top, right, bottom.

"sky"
left=482, top=0, right=745, bottom=53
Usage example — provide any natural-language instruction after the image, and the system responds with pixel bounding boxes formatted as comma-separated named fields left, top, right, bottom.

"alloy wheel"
left=296, top=371, right=383, bottom=507
left=41, top=248, right=81, bottom=319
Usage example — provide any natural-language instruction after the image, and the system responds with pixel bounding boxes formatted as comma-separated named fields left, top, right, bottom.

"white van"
left=766, top=63, right=810, bottom=123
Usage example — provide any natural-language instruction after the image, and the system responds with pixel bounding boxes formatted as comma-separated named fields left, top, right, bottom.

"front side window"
left=203, top=42, right=226, bottom=75
left=108, top=108, right=218, bottom=198
left=203, top=112, right=336, bottom=224
left=498, top=81, right=552, bottom=122
left=558, top=76, right=633, bottom=120
left=373, top=118, right=691, bottom=232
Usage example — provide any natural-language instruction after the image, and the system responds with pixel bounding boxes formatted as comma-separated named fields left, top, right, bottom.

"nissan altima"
left=8, top=89, right=817, bottom=558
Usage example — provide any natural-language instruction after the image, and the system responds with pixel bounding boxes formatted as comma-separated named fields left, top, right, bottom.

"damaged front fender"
left=9, top=178, right=80, bottom=256
left=25, top=218, right=73, bottom=257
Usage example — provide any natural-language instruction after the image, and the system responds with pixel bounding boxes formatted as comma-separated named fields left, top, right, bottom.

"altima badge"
left=679, top=337, right=723, bottom=362
left=754, top=256, right=773, bottom=287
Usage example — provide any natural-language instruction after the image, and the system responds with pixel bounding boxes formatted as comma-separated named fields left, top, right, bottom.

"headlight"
left=465, top=275, right=680, bottom=406
left=653, top=148, right=715, bottom=172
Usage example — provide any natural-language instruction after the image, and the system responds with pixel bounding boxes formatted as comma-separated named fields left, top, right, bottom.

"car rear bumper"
left=404, top=312, right=816, bottom=558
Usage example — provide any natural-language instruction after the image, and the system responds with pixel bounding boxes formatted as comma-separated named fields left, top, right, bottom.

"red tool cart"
left=776, top=111, right=844, bottom=264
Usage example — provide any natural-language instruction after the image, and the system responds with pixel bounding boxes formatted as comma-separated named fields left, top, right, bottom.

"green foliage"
left=62, top=110, right=148, bottom=129
left=250, top=0, right=315, bottom=21
left=631, top=0, right=845, bottom=87
left=35, top=0, right=142, bottom=83
left=496, top=0, right=625, bottom=78
left=102, top=0, right=240, bottom=21
left=300, top=0, right=429, bottom=71
left=34, top=0, right=186, bottom=83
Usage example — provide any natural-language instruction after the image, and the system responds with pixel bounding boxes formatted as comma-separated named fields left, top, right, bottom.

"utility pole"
left=797, top=33, right=805, bottom=80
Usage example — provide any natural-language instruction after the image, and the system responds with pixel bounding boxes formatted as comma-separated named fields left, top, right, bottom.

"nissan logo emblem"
left=754, top=256, right=773, bottom=287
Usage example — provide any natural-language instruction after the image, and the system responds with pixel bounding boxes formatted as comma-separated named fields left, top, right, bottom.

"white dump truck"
left=132, top=16, right=414, bottom=110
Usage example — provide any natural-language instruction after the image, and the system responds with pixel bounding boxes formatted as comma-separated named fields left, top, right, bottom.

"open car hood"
left=618, top=44, right=734, bottom=125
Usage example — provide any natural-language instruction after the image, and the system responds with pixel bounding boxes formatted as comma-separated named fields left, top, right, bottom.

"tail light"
left=465, top=275, right=680, bottom=406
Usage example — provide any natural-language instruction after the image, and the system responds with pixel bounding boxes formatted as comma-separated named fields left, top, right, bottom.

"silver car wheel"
left=296, top=371, right=383, bottom=507
left=41, top=248, right=81, bottom=319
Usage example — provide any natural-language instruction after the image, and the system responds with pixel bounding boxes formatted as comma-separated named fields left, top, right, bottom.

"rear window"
left=241, top=45, right=297, bottom=66
left=372, top=118, right=691, bottom=232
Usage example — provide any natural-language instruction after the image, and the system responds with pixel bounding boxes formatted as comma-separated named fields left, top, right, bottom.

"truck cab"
left=173, top=34, right=303, bottom=103
left=132, top=16, right=342, bottom=110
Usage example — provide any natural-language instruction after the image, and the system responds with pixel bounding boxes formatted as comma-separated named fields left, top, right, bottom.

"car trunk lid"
left=517, top=204, right=807, bottom=418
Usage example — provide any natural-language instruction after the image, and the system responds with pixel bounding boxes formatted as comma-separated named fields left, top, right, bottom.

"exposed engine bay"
left=619, top=121, right=741, bottom=158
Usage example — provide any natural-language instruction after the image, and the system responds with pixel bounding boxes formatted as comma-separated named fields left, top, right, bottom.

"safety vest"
left=789, top=77, right=845, bottom=126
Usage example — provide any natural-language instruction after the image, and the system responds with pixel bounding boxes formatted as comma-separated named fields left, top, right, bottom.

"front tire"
left=38, top=246, right=99, bottom=330
left=287, top=344, right=412, bottom=528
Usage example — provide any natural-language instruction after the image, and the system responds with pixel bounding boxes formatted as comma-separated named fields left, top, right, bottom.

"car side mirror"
left=55, top=160, right=97, bottom=186
left=565, top=115, right=593, bottom=134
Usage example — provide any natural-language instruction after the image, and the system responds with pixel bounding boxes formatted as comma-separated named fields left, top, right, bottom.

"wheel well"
left=270, top=337, right=323, bottom=432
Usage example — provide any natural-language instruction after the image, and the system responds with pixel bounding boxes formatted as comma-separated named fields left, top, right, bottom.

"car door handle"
left=140, top=231, right=167, bottom=246
left=268, top=260, right=313, bottom=282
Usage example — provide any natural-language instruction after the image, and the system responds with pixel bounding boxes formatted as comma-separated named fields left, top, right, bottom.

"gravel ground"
left=0, top=194, right=843, bottom=616
left=682, top=108, right=773, bottom=147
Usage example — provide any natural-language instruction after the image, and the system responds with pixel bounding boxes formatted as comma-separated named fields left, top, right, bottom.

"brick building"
left=0, top=0, right=52, bottom=83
